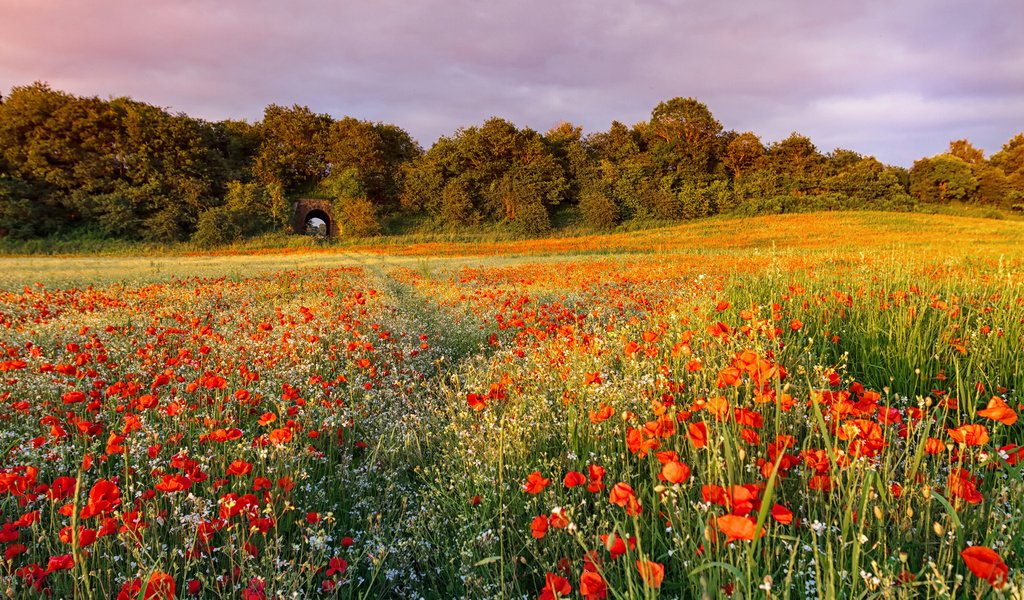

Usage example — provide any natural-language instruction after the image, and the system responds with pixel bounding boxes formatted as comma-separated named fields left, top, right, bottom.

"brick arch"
left=291, top=199, right=340, bottom=237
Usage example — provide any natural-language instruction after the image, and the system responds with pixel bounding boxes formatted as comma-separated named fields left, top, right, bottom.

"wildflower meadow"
left=0, top=212, right=1022, bottom=599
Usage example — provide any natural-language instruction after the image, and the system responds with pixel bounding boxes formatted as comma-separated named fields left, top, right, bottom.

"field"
left=0, top=211, right=1022, bottom=599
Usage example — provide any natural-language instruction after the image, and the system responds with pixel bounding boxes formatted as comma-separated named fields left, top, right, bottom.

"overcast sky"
left=1, top=0, right=1021, bottom=166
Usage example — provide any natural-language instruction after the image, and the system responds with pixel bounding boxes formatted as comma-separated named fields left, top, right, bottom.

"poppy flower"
left=947, top=424, right=989, bottom=446
left=549, top=507, right=570, bottom=529
left=467, top=393, right=486, bottom=411
left=601, top=533, right=636, bottom=559
left=635, top=560, right=665, bottom=588
left=326, top=557, right=348, bottom=576
left=155, top=474, right=192, bottom=493
left=80, top=479, right=121, bottom=519
left=523, top=472, right=550, bottom=494
left=530, top=515, right=549, bottom=539
left=977, top=396, right=1017, bottom=426
left=716, top=514, right=764, bottom=542
left=45, top=553, right=74, bottom=573
left=589, top=404, right=614, bottom=424
left=660, top=460, right=691, bottom=484
left=587, top=465, right=606, bottom=493
left=563, top=471, right=586, bottom=488
left=538, top=572, right=572, bottom=600
left=226, top=460, right=252, bottom=477
left=961, top=546, right=1008, bottom=588
left=609, top=482, right=642, bottom=514
left=579, top=571, right=608, bottom=599
left=61, top=391, right=86, bottom=404
left=771, top=504, right=793, bottom=525
left=118, top=579, right=142, bottom=600
left=144, top=571, right=176, bottom=600
left=688, top=422, right=709, bottom=448
left=947, top=469, right=984, bottom=505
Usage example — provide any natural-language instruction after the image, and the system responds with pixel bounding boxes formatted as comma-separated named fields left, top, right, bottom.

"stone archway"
left=291, top=199, right=340, bottom=237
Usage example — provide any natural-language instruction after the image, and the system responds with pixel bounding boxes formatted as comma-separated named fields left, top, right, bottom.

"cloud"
left=0, top=0, right=1021, bottom=165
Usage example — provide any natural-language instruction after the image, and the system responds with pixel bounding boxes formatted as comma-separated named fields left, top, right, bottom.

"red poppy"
left=635, top=560, right=665, bottom=588
left=579, top=571, right=607, bottom=599
left=326, top=557, right=348, bottom=577
left=977, top=396, right=1017, bottom=426
left=523, top=472, right=550, bottom=494
left=947, top=424, right=989, bottom=446
left=771, top=504, right=793, bottom=525
left=563, top=471, right=586, bottom=488
left=600, top=533, right=636, bottom=559
left=226, top=460, right=252, bottom=477
left=660, top=460, right=691, bottom=484
left=80, top=479, right=121, bottom=519
left=961, top=546, right=1008, bottom=588
left=688, top=422, right=709, bottom=449
left=538, top=572, right=572, bottom=600
left=530, top=515, right=549, bottom=539
left=144, top=571, right=176, bottom=600
left=716, top=515, right=764, bottom=542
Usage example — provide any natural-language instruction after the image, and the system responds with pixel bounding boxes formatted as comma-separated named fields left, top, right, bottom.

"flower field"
left=0, top=212, right=1022, bottom=599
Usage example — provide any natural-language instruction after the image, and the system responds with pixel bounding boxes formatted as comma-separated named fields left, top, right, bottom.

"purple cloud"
left=1, top=0, right=1020, bottom=165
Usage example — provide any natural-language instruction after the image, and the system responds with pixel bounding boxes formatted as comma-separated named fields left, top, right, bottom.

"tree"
left=208, top=119, right=260, bottom=184
left=399, top=117, right=564, bottom=233
left=989, top=134, right=1024, bottom=206
left=722, top=132, right=766, bottom=180
left=579, top=190, right=619, bottom=229
left=766, top=133, right=826, bottom=195
left=253, top=104, right=331, bottom=196
left=909, top=155, right=978, bottom=204
left=335, top=196, right=380, bottom=237
left=825, top=156, right=913, bottom=209
left=948, top=139, right=984, bottom=165
left=990, top=134, right=1024, bottom=177
left=322, top=118, right=420, bottom=210
left=544, top=122, right=597, bottom=205
left=645, top=97, right=725, bottom=188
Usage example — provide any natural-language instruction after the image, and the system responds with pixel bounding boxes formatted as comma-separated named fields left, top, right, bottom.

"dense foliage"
left=1, top=83, right=1022, bottom=243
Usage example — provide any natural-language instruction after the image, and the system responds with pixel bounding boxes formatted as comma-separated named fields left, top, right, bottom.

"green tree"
left=253, top=104, right=331, bottom=196
left=909, top=155, right=978, bottom=204
left=400, top=117, right=563, bottom=233
left=722, top=132, right=766, bottom=181
left=578, top=190, right=619, bottom=229
left=948, top=139, right=984, bottom=165
left=645, top=97, right=725, bottom=188
left=988, top=134, right=1024, bottom=206
left=766, top=133, right=826, bottom=197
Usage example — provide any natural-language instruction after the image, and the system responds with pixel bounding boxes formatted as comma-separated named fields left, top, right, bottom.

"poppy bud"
left=932, top=522, right=944, bottom=537
left=873, top=506, right=883, bottom=521
left=921, top=486, right=931, bottom=500
left=906, top=508, right=914, bottom=518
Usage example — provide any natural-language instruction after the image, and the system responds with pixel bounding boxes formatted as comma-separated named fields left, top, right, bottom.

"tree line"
left=1, top=83, right=1022, bottom=244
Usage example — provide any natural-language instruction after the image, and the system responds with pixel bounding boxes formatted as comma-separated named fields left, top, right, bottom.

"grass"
left=0, top=212, right=1021, bottom=598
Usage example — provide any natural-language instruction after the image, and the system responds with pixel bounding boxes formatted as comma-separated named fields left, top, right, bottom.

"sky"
left=1, top=0, right=1021, bottom=167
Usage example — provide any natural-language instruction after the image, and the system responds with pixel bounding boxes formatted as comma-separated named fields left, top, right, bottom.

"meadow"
left=0, top=211, right=1021, bottom=599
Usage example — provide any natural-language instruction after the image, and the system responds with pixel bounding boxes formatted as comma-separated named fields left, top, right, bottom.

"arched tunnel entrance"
left=304, top=209, right=331, bottom=236
left=291, top=199, right=339, bottom=237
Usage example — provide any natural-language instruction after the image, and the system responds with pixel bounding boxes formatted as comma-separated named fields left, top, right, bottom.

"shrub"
left=335, top=196, right=381, bottom=238
left=579, top=191, right=619, bottom=230
left=509, top=198, right=552, bottom=237
left=192, top=206, right=246, bottom=248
